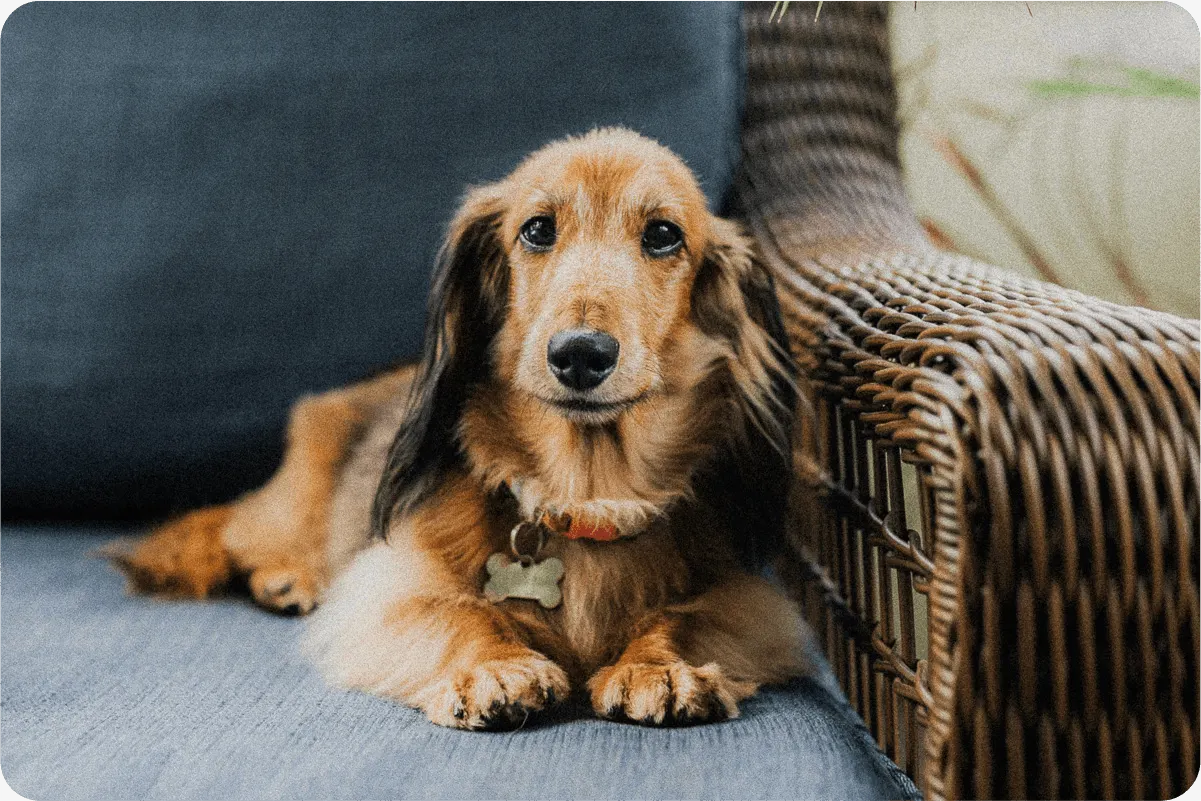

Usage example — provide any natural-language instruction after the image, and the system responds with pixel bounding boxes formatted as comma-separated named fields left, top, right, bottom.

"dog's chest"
left=535, top=531, right=690, bottom=670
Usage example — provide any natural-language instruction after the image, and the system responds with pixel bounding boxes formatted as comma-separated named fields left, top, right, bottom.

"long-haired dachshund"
left=109, top=128, right=812, bottom=729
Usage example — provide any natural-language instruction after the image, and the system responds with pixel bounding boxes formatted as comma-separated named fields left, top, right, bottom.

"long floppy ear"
left=691, top=218, right=798, bottom=567
left=371, top=186, right=508, bottom=538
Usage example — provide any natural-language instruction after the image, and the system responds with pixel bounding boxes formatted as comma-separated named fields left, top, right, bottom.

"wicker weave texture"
left=736, top=3, right=1201, bottom=799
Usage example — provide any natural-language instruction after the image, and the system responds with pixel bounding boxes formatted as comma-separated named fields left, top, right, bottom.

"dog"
left=109, top=128, right=812, bottom=729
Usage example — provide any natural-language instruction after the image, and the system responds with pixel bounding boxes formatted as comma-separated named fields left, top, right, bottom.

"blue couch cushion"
left=0, top=528, right=919, bottom=800
left=1, top=2, right=744, bottom=519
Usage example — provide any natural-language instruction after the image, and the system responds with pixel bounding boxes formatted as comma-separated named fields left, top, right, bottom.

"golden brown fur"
left=109, top=128, right=811, bottom=729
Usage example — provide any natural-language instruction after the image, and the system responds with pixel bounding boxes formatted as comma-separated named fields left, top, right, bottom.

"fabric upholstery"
left=0, top=529, right=920, bottom=800
left=1, top=2, right=744, bottom=519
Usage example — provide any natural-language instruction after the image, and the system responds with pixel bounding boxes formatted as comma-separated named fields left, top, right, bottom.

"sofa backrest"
left=1, top=2, right=743, bottom=520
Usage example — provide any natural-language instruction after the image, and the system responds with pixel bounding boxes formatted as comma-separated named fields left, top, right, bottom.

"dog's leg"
left=303, top=539, right=570, bottom=730
left=108, top=367, right=414, bottom=614
left=220, top=384, right=372, bottom=614
left=588, top=575, right=812, bottom=725
left=103, top=504, right=236, bottom=599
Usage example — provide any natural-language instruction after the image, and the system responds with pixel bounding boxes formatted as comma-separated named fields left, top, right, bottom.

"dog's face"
left=489, top=133, right=718, bottom=424
left=373, top=129, right=795, bottom=549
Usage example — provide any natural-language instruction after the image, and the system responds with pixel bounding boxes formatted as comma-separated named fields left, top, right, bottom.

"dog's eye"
left=642, top=220, right=684, bottom=257
left=519, top=216, right=556, bottom=250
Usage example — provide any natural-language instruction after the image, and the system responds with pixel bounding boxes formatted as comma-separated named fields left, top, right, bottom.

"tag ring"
left=510, top=521, right=547, bottom=565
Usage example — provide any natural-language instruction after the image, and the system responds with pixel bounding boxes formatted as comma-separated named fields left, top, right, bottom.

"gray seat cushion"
left=1, top=528, right=919, bottom=800
left=1, top=2, right=743, bottom=519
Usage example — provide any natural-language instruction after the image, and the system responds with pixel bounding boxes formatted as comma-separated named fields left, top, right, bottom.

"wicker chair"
left=734, top=3, right=1201, bottom=799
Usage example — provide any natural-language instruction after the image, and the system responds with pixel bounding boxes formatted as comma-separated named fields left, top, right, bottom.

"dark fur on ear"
left=371, top=188, right=508, bottom=538
left=691, top=220, right=798, bottom=567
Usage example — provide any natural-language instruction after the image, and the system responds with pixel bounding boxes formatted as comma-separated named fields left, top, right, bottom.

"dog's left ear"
left=371, top=186, right=509, bottom=538
left=692, top=218, right=798, bottom=566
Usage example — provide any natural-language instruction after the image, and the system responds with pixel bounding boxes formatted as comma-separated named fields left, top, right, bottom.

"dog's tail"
left=101, top=505, right=236, bottom=599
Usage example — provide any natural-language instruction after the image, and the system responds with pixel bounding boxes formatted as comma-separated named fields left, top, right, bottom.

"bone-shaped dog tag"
left=483, top=553, right=564, bottom=609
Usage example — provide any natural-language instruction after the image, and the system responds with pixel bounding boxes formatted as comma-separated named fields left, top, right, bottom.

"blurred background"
left=891, top=1, right=1199, bottom=319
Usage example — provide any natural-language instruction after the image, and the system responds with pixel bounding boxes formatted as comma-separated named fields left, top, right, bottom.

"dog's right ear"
left=371, top=185, right=509, bottom=538
left=691, top=218, right=797, bottom=568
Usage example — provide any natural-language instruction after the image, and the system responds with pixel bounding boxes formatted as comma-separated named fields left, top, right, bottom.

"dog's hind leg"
left=221, top=387, right=365, bottom=614
left=104, top=504, right=237, bottom=600
left=108, top=366, right=415, bottom=615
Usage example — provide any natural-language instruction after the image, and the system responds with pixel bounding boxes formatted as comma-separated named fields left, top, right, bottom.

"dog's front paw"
left=422, top=651, right=570, bottom=731
left=588, top=661, right=756, bottom=726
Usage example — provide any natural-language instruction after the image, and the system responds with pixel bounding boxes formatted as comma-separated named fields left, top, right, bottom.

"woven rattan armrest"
left=772, top=245, right=1198, bottom=801
left=734, top=3, right=1200, bottom=799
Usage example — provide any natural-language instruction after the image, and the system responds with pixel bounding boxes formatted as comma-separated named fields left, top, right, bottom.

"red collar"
left=538, top=510, right=620, bottom=542
left=500, top=481, right=623, bottom=542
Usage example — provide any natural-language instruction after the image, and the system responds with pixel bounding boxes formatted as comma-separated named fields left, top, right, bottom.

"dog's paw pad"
left=588, top=661, right=755, bottom=726
left=248, top=566, right=320, bottom=616
left=422, top=652, right=569, bottom=731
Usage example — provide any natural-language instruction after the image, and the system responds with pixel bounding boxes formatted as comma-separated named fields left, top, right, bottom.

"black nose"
left=547, top=329, right=619, bottom=391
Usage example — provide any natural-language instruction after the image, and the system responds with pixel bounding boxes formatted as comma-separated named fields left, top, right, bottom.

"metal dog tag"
left=483, top=553, right=564, bottom=609
left=482, top=521, right=564, bottom=609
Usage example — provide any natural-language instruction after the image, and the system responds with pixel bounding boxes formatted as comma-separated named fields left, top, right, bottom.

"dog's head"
left=373, top=129, right=796, bottom=560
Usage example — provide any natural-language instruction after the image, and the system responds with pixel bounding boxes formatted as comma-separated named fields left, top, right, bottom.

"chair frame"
left=734, top=4, right=1200, bottom=798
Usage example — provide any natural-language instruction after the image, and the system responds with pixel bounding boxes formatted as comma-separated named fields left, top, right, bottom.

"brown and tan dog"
left=109, top=128, right=811, bottom=730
